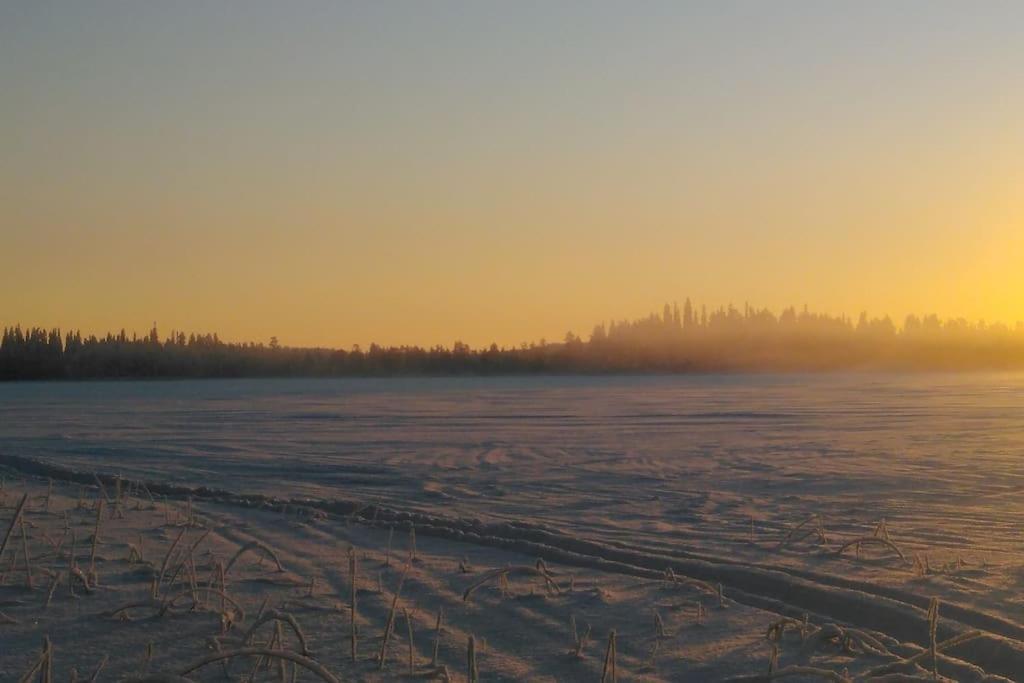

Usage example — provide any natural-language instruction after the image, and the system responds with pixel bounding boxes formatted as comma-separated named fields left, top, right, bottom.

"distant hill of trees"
left=4, top=301, right=1024, bottom=380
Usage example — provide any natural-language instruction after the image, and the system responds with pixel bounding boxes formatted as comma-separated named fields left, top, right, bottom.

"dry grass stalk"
left=467, top=635, right=478, bottom=683
left=16, top=658, right=41, bottom=683
left=2, top=533, right=17, bottom=582
left=44, top=478, right=52, bottom=512
left=156, top=527, right=188, bottom=597
left=766, top=616, right=809, bottom=643
left=643, top=638, right=660, bottom=673
left=570, top=614, right=592, bottom=658
left=176, top=648, right=341, bottom=683
left=157, top=586, right=245, bottom=618
left=165, top=553, right=192, bottom=589
left=927, top=598, right=939, bottom=678
left=863, top=629, right=982, bottom=678
left=140, top=642, right=154, bottom=675
left=217, top=561, right=226, bottom=612
left=798, top=622, right=893, bottom=659
left=385, top=526, right=393, bottom=567
left=89, top=498, right=104, bottom=577
left=127, top=543, right=144, bottom=565
left=36, top=528, right=60, bottom=552
left=19, top=513, right=33, bottom=589
left=0, top=493, right=29, bottom=568
left=663, top=566, right=718, bottom=596
left=431, top=607, right=444, bottom=666
left=799, top=624, right=846, bottom=657
left=93, top=474, right=111, bottom=505
left=600, top=629, right=617, bottom=683
left=220, top=608, right=237, bottom=635
left=835, top=536, right=909, bottom=564
left=768, top=642, right=779, bottom=672
left=249, top=624, right=282, bottom=680
left=349, top=548, right=358, bottom=662
left=39, top=528, right=62, bottom=551
left=186, top=552, right=200, bottom=607
left=241, top=608, right=311, bottom=655
left=17, top=635, right=54, bottom=683
left=44, top=570, right=63, bottom=608
left=139, top=482, right=157, bottom=509
left=411, top=665, right=451, bottom=681
left=253, top=595, right=269, bottom=621
left=87, top=654, right=108, bottom=683
left=654, top=610, right=667, bottom=637
left=409, top=524, right=418, bottom=562
left=275, top=622, right=288, bottom=681
left=184, top=528, right=210, bottom=559
left=223, top=539, right=285, bottom=575
left=113, top=476, right=125, bottom=519
left=404, top=607, right=416, bottom=675
left=101, top=598, right=165, bottom=621
left=39, top=636, right=53, bottom=683
left=69, top=563, right=93, bottom=594
left=775, top=513, right=828, bottom=551
left=378, top=561, right=411, bottom=670
left=461, top=562, right=560, bottom=602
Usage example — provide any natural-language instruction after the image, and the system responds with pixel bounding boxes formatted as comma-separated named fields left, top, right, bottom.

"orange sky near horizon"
left=2, top=2, right=1022, bottom=348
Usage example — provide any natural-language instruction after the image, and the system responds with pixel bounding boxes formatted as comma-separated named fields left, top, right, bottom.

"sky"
left=2, top=1, right=1022, bottom=348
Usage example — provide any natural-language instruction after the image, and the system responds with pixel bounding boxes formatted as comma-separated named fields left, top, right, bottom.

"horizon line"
left=4, top=300, right=1024, bottom=352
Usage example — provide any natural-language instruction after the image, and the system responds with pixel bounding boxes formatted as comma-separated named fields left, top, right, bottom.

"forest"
left=4, top=300, right=1024, bottom=380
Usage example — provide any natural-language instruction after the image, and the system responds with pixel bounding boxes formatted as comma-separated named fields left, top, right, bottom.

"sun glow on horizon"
left=2, top=2, right=1023, bottom=348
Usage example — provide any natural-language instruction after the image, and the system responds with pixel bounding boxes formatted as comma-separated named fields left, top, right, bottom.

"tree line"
left=4, top=301, right=1024, bottom=380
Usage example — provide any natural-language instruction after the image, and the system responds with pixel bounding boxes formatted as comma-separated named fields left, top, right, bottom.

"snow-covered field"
left=1, top=374, right=1023, bottom=680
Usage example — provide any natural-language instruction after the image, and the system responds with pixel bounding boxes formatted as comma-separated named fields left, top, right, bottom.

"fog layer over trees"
left=4, top=301, right=1024, bottom=379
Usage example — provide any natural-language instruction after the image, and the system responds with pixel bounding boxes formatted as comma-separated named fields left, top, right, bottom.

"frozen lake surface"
left=3, top=373, right=1024, bottom=680
left=2, top=373, right=1023, bottom=553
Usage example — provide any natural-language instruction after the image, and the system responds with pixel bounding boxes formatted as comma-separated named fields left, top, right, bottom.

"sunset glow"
left=2, top=2, right=1022, bottom=347
left=7, top=5, right=1024, bottom=679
